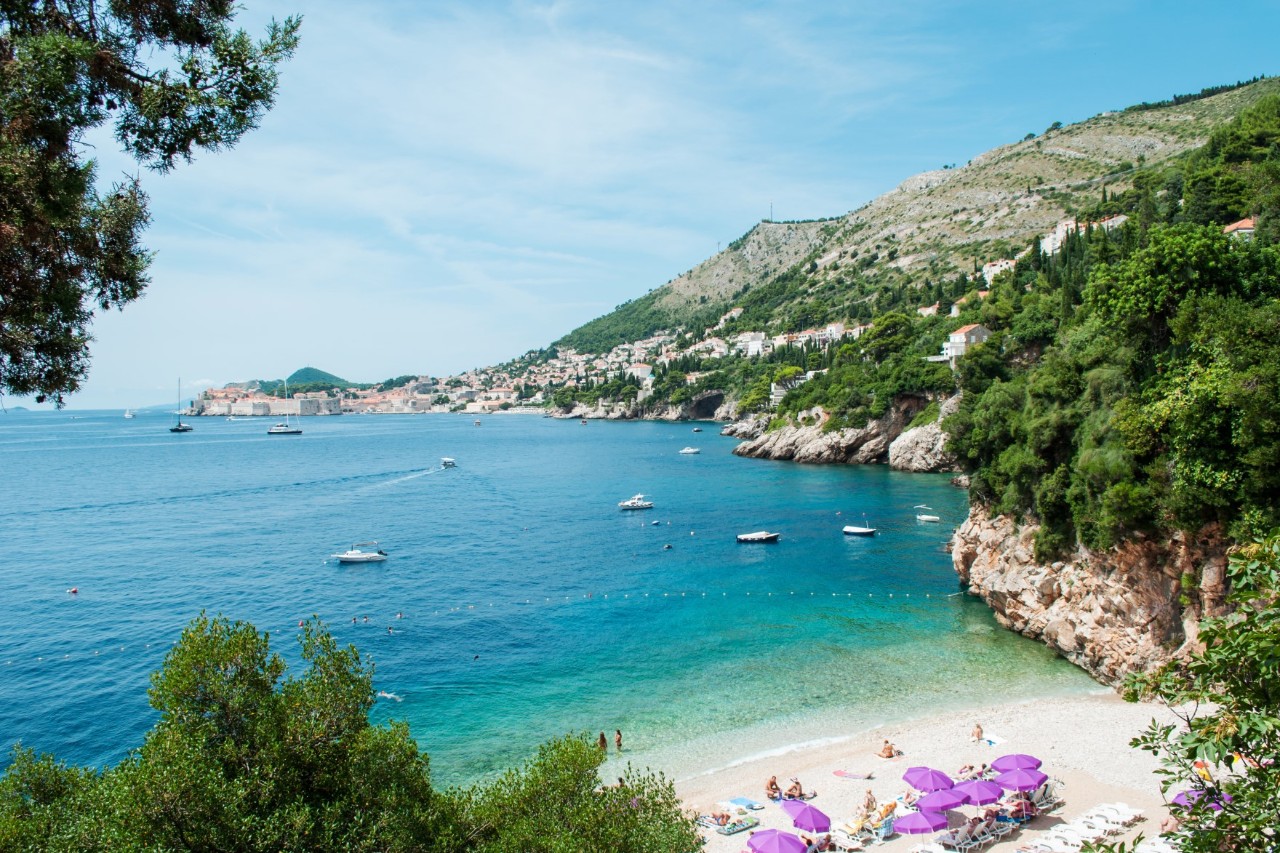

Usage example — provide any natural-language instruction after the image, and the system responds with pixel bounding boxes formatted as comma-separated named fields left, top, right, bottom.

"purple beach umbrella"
left=952, top=779, right=1005, bottom=806
left=1172, top=789, right=1232, bottom=811
left=994, top=768, right=1048, bottom=792
left=781, top=799, right=831, bottom=833
left=894, top=810, right=949, bottom=834
left=992, top=753, right=1043, bottom=772
left=915, top=788, right=971, bottom=812
left=903, top=766, right=955, bottom=792
left=747, top=828, right=808, bottom=853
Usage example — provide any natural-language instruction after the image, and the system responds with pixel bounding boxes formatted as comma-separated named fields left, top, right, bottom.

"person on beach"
left=861, top=788, right=877, bottom=815
left=971, top=722, right=984, bottom=742
left=877, top=739, right=898, bottom=758
left=615, top=729, right=622, bottom=753
left=784, top=777, right=809, bottom=799
left=598, top=731, right=608, bottom=751
left=766, top=775, right=782, bottom=800
left=957, top=763, right=974, bottom=779
left=899, top=788, right=917, bottom=808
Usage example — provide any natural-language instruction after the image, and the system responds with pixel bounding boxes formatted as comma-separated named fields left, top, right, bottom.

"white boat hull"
left=737, top=531, right=780, bottom=543
left=842, top=526, right=876, bottom=536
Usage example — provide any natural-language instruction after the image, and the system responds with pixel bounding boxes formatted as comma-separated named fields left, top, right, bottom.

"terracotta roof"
left=954, top=323, right=982, bottom=334
left=1224, top=218, right=1255, bottom=233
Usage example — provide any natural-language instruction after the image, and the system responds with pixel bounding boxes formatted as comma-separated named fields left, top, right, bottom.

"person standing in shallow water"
left=615, top=729, right=623, bottom=753
left=598, top=731, right=608, bottom=751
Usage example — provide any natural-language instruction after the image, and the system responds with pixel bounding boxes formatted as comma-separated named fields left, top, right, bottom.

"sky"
left=11, top=0, right=1279, bottom=410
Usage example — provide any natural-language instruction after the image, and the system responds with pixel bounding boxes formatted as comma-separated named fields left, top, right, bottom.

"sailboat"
left=169, top=380, right=193, bottom=433
left=267, top=379, right=302, bottom=435
left=123, top=409, right=135, bottom=419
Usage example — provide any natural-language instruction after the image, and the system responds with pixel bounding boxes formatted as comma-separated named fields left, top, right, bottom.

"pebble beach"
left=676, top=692, right=1181, bottom=852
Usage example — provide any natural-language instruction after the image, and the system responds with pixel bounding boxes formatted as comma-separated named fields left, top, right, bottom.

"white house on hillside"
left=927, top=323, right=992, bottom=368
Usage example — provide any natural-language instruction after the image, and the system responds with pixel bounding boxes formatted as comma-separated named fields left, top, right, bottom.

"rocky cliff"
left=730, top=395, right=961, bottom=472
left=950, top=509, right=1230, bottom=685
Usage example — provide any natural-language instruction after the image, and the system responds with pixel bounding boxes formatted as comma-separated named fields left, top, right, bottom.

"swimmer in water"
left=376, top=690, right=403, bottom=702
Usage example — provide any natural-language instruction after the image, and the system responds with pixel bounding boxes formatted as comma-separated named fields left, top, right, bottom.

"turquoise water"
left=0, top=412, right=1096, bottom=785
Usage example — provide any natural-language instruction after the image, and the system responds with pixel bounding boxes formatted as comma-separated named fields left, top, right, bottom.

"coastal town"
left=190, top=212, right=1167, bottom=420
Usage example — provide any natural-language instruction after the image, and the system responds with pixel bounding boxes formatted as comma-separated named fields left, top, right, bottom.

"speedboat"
left=618, top=494, right=654, bottom=510
left=332, top=542, right=388, bottom=563
left=441, top=457, right=456, bottom=468
left=843, top=524, right=876, bottom=536
left=267, top=422, right=302, bottom=435
left=916, top=514, right=941, bottom=523
left=678, top=447, right=700, bottom=454
left=692, top=426, right=703, bottom=432
left=736, top=531, right=780, bottom=543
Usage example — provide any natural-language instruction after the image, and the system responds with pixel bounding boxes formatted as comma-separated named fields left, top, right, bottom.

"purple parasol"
left=994, top=768, right=1048, bottom=791
left=902, top=766, right=955, bottom=792
left=915, top=788, right=971, bottom=812
left=992, top=753, right=1043, bottom=772
left=747, top=828, right=808, bottom=853
left=952, top=779, right=1006, bottom=806
left=894, top=810, right=949, bottom=834
left=1172, top=789, right=1232, bottom=811
left=781, top=799, right=831, bottom=832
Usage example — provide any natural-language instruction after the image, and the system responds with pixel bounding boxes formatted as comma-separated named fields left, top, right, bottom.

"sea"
left=0, top=411, right=1098, bottom=787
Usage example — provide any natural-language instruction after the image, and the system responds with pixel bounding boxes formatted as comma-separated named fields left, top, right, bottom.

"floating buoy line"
left=5, top=586, right=967, bottom=668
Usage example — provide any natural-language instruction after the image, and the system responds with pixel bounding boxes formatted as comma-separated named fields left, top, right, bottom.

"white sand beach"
left=676, top=692, right=1182, bottom=852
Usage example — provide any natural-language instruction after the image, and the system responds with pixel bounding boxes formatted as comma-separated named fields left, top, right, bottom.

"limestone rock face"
left=732, top=405, right=904, bottom=464
left=888, top=394, right=963, bottom=473
left=732, top=396, right=960, bottom=469
left=951, top=508, right=1229, bottom=685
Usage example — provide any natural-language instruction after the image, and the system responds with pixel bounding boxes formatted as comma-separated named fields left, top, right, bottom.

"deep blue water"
left=0, top=411, right=1096, bottom=786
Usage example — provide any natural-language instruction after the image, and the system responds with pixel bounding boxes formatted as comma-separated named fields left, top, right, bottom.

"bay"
left=0, top=411, right=1096, bottom=786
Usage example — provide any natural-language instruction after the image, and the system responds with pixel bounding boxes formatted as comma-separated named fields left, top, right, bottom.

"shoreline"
left=670, top=691, right=1179, bottom=852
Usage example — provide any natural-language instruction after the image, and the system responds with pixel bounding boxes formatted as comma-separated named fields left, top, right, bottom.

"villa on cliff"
left=925, top=323, right=992, bottom=369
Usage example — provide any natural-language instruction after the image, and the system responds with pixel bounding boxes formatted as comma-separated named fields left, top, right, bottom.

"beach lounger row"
left=695, top=813, right=759, bottom=835
left=935, top=814, right=1017, bottom=852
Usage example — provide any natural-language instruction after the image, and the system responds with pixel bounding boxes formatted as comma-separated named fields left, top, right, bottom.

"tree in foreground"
left=0, top=2, right=301, bottom=404
left=0, top=615, right=699, bottom=851
left=1117, top=530, right=1280, bottom=850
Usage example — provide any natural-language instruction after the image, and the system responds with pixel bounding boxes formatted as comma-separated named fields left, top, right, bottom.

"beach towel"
left=727, top=796, right=766, bottom=810
left=716, top=816, right=759, bottom=836
left=833, top=769, right=874, bottom=779
left=980, top=734, right=1005, bottom=746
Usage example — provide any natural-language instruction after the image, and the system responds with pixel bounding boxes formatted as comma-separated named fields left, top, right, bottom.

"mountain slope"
left=559, top=77, right=1280, bottom=353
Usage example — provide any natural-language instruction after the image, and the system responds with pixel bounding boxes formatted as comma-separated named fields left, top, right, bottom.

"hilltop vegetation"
left=556, top=77, right=1280, bottom=357
left=946, top=93, right=1280, bottom=556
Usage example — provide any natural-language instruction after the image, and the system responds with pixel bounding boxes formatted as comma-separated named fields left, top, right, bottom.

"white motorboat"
left=692, top=426, right=703, bottom=432
left=843, top=513, right=876, bottom=536
left=441, top=457, right=457, bottom=468
left=678, top=447, right=700, bottom=454
left=332, top=542, right=388, bottom=563
left=736, top=531, right=780, bottom=543
left=618, top=494, right=654, bottom=510
left=916, top=514, right=941, bottom=523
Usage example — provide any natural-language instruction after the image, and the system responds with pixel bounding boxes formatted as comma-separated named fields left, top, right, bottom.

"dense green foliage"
left=1115, top=531, right=1280, bottom=850
left=0, top=2, right=300, bottom=404
left=0, top=615, right=698, bottom=852
left=946, top=94, right=1280, bottom=557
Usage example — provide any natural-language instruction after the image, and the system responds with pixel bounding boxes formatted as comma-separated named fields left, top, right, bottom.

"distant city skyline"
left=8, top=0, right=1277, bottom=410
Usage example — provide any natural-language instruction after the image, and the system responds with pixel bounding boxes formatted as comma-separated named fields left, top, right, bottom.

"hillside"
left=558, top=77, right=1280, bottom=353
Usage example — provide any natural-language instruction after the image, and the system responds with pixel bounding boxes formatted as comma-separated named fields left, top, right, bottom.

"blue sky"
left=15, top=0, right=1278, bottom=409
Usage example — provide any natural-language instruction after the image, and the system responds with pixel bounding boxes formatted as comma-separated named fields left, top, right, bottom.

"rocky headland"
left=728, top=394, right=963, bottom=472
left=950, top=509, right=1230, bottom=685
